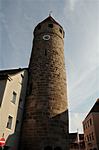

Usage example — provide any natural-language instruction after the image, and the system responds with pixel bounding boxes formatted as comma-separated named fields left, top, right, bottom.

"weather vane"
left=49, top=11, right=52, bottom=16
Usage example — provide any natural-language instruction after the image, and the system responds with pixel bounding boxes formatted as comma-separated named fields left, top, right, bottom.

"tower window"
left=6, top=116, right=13, bottom=129
left=48, top=24, right=53, bottom=28
left=45, top=49, right=47, bottom=56
left=59, top=28, right=62, bottom=34
left=37, top=24, right=41, bottom=30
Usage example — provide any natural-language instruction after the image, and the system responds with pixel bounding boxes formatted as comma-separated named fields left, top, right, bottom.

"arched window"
left=44, top=146, right=53, bottom=150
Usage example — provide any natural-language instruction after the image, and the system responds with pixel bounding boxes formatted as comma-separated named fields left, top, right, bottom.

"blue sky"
left=0, top=0, right=99, bottom=133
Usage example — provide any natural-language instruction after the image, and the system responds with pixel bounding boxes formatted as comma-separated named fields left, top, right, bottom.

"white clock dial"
left=43, top=35, right=50, bottom=40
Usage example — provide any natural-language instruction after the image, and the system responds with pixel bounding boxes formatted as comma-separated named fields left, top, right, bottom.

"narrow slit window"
left=45, top=49, right=47, bottom=56
left=6, top=116, right=13, bottom=129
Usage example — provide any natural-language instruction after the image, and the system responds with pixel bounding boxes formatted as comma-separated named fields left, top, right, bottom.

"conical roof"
left=36, top=15, right=63, bottom=29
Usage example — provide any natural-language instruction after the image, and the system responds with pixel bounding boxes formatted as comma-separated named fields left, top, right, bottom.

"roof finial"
left=49, top=11, right=52, bottom=17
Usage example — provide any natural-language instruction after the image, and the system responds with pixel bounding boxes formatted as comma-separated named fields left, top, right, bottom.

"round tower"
left=20, top=16, right=69, bottom=150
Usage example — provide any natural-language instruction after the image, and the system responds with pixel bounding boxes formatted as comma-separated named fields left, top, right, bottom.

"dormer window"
left=48, top=24, right=53, bottom=28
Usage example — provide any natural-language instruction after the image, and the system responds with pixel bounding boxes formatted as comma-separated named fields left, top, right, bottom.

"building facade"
left=20, top=16, right=69, bottom=150
left=0, top=68, right=28, bottom=150
left=69, top=133, right=85, bottom=150
left=83, top=99, right=99, bottom=150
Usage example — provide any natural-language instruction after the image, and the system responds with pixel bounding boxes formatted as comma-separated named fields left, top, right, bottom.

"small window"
left=59, top=28, right=62, bottom=34
left=37, top=24, right=41, bottom=30
left=45, top=49, right=47, bottom=56
left=48, top=24, right=53, bottom=28
left=6, top=116, right=13, bottom=129
left=92, top=132, right=94, bottom=140
left=11, top=91, right=17, bottom=104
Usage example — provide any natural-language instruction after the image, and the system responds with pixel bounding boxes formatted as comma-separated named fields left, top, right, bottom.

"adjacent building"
left=69, top=133, right=85, bottom=150
left=83, top=98, right=99, bottom=150
left=0, top=68, right=28, bottom=150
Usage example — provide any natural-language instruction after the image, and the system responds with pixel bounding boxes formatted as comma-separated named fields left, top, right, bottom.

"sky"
left=0, top=0, right=99, bottom=133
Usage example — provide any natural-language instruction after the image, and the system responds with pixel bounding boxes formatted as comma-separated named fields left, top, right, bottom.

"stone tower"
left=20, top=16, right=69, bottom=150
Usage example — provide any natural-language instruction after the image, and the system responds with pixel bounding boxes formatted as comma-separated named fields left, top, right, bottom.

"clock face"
left=43, top=35, right=50, bottom=40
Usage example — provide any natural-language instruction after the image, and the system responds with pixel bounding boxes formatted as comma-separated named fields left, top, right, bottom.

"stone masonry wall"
left=20, top=19, right=69, bottom=150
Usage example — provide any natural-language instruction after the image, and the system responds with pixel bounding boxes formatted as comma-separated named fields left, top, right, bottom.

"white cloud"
left=68, top=66, right=99, bottom=111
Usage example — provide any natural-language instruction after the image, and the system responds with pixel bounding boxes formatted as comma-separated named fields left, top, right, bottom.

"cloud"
left=63, top=0, right=99, bottom=115
left=68, top=66, right=99, bottom=111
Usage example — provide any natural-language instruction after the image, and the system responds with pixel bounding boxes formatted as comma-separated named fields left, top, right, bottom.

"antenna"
left=49, top=11, right=52, bottom=17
